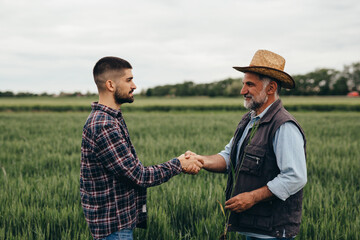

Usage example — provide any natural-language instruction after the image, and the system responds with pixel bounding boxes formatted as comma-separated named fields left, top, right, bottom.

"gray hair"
left=258, top=74, right=282, bottom=97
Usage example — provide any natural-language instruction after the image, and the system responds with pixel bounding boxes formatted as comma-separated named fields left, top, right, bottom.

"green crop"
left=0, top=111, right=359, bottom=239
left=1, top=96, right=360, bottom=112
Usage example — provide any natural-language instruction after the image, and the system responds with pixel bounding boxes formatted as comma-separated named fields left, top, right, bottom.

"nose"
left=240, top=84, right=247, bottom=95
left=132, top=82, right=137, bottom=89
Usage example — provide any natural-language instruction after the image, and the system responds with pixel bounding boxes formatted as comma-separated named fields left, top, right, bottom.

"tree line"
left=1, top=62, right=359, bottom=97
left=141, top=62, right=360, bottom=97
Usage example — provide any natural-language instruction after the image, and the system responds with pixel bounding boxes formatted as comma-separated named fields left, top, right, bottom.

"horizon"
left=1, top=61, right=359, bottom=95
left=1, top=0, right=359, bottom=94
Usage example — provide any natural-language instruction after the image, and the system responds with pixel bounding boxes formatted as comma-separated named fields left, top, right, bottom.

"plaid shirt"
left=80, top=102, right=182, bottom=239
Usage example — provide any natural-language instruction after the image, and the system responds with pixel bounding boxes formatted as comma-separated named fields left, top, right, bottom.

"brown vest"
left=225, top=99, right=306, bottom=238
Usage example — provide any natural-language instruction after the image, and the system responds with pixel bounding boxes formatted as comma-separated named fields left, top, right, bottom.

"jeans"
left=99, top=229, right=133, bottom=240
left=246, top=236, right=294, bottom=240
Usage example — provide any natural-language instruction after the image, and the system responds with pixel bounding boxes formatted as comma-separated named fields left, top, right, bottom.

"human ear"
left=267, top=81, right=277, bottom=94
left=105, top=80, right=116, bottom=92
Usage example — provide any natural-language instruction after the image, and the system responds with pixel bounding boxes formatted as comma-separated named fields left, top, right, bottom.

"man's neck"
left=98, top=94, right=121, bottom=110
left=255, top=95, right=278, bottom=115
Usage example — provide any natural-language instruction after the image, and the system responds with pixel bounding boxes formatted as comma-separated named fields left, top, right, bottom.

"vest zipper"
left=245, top=154, right=260, bottom=164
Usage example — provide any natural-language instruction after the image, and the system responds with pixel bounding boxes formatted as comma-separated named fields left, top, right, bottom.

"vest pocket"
left=240, top=145, right=266, bottom=176
left=255, top=216, right=273, bottom=230
left=232, top=211, right=273, bottom=231
left=242, top=202, right=273, bottom=230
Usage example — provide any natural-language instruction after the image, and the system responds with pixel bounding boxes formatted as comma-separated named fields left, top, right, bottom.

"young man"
left=80, top=56, right=203, bottom=240
left=186, top=50, right=307, bottom=239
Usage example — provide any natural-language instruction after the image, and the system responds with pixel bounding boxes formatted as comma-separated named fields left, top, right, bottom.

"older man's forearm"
left=250, top=185, right=275, bottom=204
left=202, top=154, right=227, bottom=173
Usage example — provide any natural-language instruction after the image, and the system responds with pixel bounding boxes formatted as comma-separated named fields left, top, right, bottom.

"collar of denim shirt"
left=250, top=101, right=275, bottom=122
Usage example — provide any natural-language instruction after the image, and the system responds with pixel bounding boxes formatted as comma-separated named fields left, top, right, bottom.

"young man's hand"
left=178, top=154, right=204, bottom=174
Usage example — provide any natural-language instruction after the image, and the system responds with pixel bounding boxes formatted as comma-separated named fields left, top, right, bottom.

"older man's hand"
left=224, top=192, right=256, bottom=213
left=225, top=186, right=274, bottom=213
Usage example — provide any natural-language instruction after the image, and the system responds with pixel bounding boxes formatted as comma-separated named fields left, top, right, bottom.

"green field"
left=1, top=96, right=360, bottom=106
left=1, top=96, right=360, bottom=112
left=0, top=98, right=359, bottom=239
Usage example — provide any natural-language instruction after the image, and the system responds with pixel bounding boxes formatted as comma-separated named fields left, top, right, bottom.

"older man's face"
left=240, top=73, right=268, bottom=111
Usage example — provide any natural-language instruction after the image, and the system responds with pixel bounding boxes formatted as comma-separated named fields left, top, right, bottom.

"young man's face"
left=240, top=72, right=268, bottom=111
left=113, top=68, right=137, bottom=105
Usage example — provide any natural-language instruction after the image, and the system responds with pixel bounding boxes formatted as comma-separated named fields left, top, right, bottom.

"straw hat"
left=233, top=50, right=295, bottom=89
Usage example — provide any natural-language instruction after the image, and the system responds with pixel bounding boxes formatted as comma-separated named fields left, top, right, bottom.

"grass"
left=0, top=96, right=359, bottom=112
left=0, top=110, right=359, bottom=239
left=0, top=96, right=360, bottom=106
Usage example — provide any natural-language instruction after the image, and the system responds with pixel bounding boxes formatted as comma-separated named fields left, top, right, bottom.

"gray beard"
left=243, top=93, right=268, bottom=111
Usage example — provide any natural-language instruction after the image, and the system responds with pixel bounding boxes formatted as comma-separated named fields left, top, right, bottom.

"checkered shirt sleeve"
left=96, top=123, right=182, bottom=187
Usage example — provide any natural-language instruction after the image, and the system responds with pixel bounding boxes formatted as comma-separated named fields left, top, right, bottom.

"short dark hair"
left=93, top=56, right=132, bottom=92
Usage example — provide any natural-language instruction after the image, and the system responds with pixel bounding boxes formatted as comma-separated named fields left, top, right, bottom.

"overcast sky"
left=1, top=0, right=359, bottom=94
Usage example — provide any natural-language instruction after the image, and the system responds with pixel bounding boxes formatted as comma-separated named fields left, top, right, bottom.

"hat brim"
left=233, top=66, right=295, bottom=89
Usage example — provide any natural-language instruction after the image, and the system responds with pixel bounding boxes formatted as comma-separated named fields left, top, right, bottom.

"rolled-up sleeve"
left=267, top=122, right=307, bottom=201
left=218, top=137, right=234, bottom=171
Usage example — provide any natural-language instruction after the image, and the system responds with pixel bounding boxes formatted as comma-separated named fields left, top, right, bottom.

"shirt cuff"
left=267, top=178, right=291, bottom=201
left=172, top=158, right=183, bottom=174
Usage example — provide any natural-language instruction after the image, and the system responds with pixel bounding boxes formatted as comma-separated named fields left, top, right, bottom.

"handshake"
left=178, top=151, right=203, bottom=175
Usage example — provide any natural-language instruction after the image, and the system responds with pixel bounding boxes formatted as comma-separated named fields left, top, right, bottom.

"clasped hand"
left=177, top=150, right=204, bottom=175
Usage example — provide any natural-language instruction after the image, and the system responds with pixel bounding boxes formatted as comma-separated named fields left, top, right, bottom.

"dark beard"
left=114, top=89, right=134, bottom=105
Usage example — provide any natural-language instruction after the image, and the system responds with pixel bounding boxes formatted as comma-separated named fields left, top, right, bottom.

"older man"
left=80, top=56, right=203, bottom=240
left=187, top=50, right=307, bottom=239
